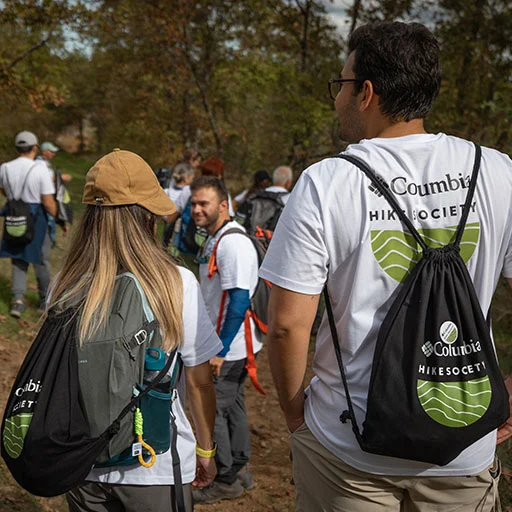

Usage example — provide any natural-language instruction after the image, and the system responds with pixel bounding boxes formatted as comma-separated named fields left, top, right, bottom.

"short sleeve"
left=178, top=267, right=223, bottom=366
left=216, top=233, right=256, bottom=292
left=259, top=171, right=329, bottom=294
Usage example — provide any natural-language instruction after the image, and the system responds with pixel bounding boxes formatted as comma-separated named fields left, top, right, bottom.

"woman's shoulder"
left=177, top=265, right=198, bottom=291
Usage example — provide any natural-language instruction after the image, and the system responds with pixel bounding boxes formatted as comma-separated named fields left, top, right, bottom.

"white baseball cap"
left=15, top=131, right=38, bottom=147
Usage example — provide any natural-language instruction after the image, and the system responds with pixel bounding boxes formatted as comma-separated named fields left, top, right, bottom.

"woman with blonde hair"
left=48, top=149, right=221, bottom=512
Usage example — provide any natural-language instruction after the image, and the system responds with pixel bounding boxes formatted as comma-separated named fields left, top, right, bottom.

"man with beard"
left=189, top=176, right=262, bottom=504
left=259, top=21, right=512, bottom=512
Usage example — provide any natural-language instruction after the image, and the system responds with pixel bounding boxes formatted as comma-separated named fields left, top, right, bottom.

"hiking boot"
left=10, top=301, right=25, bottom=318
left=192, top=480, right=244, bottom=504
left=237, top=464, right=255, bottom=490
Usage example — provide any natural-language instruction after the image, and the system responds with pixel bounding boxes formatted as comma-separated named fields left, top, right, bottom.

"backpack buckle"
left=134, top=329, right=148, bottom=345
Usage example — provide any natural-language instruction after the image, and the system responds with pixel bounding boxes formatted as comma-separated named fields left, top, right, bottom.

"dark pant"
left=213, top=358, right=251, bottom=485
left=66, top=481, right=193, bottom=512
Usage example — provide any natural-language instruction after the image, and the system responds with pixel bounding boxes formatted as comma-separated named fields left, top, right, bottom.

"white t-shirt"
left=260, top=133, right=512, bottom=477
left=87, top=267, right=222, bottom=485
left=164, top=183, right=188, bottom=208
left=36, top=156, right=55, bottom=180
left=173, top=185, right=192, bottom=213
left=265, top=185, right=290, bottom=204
left=235, top=189, right=248, bottom=203
left=0, top=156, right=55, bottom=202
left=198, top=221, right=262, bottom=361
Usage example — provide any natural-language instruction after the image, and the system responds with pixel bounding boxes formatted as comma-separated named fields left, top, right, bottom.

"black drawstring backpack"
left=1, top=307, right=184, bottom=510
left=325, top=144, right=509, bottom=466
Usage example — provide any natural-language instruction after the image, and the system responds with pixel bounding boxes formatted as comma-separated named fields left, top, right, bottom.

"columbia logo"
left=368, top=175, right=389, bottom=197
left=422, top=342, right=434, bottom=357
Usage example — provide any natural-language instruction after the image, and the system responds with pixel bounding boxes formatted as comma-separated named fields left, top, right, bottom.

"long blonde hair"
left=49, top=205, right=183, bottom=351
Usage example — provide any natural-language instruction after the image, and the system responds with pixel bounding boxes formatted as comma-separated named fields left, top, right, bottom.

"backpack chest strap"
left=123, top=319, right=160, bottom=357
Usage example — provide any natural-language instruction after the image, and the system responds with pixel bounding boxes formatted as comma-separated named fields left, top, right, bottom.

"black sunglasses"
left=328, top=78, right=364, bottom=101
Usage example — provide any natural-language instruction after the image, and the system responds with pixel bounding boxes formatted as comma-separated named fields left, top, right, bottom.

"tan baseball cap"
left=83, top=149, right=176, bottom=216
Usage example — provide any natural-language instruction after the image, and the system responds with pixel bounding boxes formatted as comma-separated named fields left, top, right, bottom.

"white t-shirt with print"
left=259, top=133, right=512, bottom=477
left=87, top=267, right=222, bottom=486
left=199, top=220, right=262, bottom=361
left=0, top=156, right=55, bottom=203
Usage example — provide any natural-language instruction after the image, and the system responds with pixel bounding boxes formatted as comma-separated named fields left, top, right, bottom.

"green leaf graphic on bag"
left=371, top=222, right=479, bottom=282
left=417, top=320, right=492, bottom=428
left=3, top=413, right=32, bottom=458
left=417, top=378, right=492, bottom=427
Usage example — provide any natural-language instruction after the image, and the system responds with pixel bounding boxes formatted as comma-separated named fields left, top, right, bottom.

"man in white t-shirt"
left=37, top=141, right=72, bottom=183
left=259, top=22, right=512, bottom=512
left=189, top=176, right=262, bottom=504
left=0, top=131, right=57, bottom=318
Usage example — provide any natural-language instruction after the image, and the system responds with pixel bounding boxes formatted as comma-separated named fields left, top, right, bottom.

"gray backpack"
left=78, top=272, right=181, bottom=466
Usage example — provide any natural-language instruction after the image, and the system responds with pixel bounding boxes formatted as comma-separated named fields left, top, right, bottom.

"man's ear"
left=359, top=80, right=377, bottom=112
left=219, top=198, right=229, bottom=212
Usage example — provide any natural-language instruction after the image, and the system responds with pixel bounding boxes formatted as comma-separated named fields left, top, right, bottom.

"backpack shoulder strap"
left=207, top=228, right=250, bottom=278
left=114, top=273, right=160, bottom=354
left=334, top=153, right=427, bottom=251
left=454, top=144, right=481, bottom=247
left=17, top=162, right=40, bottom=201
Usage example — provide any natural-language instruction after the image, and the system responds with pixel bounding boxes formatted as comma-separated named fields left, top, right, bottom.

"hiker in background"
left=260, top=21, right=512, bottom=511
left=38, top=141, right=73, bottom=242
left=0, top=131, right=57, bottom=317
left=163, top=162, right=195, bottom=248
left=233, top=169, right=272, bottom=211
left=48, top=149, right=221, bottom=512
left=234, top=165, right=292, bottom=235
left=38, top=141, right=72, bottom=183
left=169, top=157, right=232, bottom=273
left=265, top=165, right=293, bottom=204
left=190, top=176, right=261, bottom=505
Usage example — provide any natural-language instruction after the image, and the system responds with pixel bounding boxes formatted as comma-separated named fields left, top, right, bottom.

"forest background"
left=0, top=0, right=512, bottom=511
left=1, top=0, right=512, bottom=183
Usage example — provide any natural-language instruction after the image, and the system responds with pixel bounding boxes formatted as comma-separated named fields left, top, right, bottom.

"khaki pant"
left=290, top=422, right=501, bottom=512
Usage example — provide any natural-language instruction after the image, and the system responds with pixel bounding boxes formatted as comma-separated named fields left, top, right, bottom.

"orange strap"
left=244, top=311, right=266, bottom=395
left=216, top=292, right=266, bottom=396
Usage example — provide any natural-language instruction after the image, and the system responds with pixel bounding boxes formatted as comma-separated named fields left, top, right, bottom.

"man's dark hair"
left=348, top=22, right=441, bottom=122
left=16, top=145, right=35, bottom=155
left=190, top=176, right=228, bottom=203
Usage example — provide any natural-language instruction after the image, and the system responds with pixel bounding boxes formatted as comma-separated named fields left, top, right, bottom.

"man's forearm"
left=268, top=326, right=309, bottom=428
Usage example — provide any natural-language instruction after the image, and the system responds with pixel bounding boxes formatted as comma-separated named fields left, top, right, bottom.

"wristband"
left=196, top=441, right=217, bottom=458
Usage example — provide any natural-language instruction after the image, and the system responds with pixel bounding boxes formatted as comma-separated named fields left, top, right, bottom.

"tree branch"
left=1, top=30, right=54, bottom=74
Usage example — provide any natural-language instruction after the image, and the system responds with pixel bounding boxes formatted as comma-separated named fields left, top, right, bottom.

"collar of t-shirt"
left=265, top=185, right=289, bottom=194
